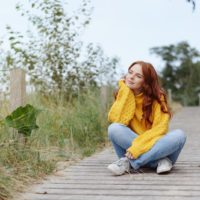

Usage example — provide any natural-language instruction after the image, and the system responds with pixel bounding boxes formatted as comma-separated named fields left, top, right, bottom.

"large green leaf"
left=5, top=104, right=40, bottom=136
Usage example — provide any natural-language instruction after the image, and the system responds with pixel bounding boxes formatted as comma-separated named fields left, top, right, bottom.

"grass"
left=0, top=86, right=111, bottom=200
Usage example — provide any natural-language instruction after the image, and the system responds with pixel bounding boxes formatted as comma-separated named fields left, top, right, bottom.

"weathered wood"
left=0, top=91, right=5, bottom=105
left=10, top=68, right=26, bottom=112
left=167, top=88, right=172, bottom=104
left=19, top=193, right=200, bottom=200
left=10, top=68, right=26, bottom=143
left=27, top=189, right=200, bottom=195
left=18, top=107, right=200, bottom=200
left=100, top=85, right=109, bottom=111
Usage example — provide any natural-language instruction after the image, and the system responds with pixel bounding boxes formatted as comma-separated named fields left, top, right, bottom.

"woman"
left=107, top=61, right=186, bottom=175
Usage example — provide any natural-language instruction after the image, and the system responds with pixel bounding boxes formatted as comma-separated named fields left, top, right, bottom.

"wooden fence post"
left=100, top=85, right=109, bottom=112
left=10, top=68, right=26, bottom=112
left=167, top=89, right=172, bottom=105
left=10, top=68, right=26, bottom=142
left=198, top=93, right=200, bottom=106
left=0, top=90, right=5, bottom=107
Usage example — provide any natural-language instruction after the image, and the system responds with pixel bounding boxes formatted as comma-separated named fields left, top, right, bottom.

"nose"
left=130, top=74, right=136, bottom=80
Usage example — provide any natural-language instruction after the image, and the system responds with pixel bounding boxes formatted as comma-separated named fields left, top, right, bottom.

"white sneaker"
left=107, top=157, right=130, bottom=176
left=157, top=157, right=173, bottom=174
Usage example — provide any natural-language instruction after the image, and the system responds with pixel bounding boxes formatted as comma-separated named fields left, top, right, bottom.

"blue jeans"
left=108, top=123, right=186, bottom=170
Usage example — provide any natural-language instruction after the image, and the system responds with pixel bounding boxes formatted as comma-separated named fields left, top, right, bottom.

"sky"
left=0, top=0, right=200, bottom=74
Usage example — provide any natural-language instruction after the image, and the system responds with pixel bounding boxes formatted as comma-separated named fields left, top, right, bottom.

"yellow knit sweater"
left=108, top=80, right=170, bottom=159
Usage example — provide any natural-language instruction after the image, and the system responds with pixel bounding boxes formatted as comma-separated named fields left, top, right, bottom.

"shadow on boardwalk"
left=19, top=107, right=200, bottom=200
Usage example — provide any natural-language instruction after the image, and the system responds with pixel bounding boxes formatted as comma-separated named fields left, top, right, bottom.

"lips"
left=128, top=80, right=134, bottom=84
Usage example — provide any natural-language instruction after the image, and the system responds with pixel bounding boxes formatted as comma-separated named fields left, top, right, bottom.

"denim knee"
left=175, top=129, right=187, bottom=146
left=108, top=123, right=126, bottom=141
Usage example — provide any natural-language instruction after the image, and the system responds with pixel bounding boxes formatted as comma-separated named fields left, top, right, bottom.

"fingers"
left=126, top=153, right=131, bottom=159
left=125, top=151, right=134, bottom=159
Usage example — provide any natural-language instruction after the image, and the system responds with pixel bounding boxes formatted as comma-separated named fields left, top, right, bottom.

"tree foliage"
left=150, top=41, right=200, bottom=106
left=186, top=0, right=196, bottom=10
left=1, top=0, right=120, bottom=99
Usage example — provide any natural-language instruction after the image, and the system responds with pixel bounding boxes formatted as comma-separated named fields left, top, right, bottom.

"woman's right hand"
left=123, top=77, right=135, bottom=90
left=119, top=77, right=134, bottom=90
left=120, top=77, right=136, bottom=91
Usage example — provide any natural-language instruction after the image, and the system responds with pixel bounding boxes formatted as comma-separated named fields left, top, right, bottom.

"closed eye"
left=137, top=75, right=142, bottom=78
left=128, top=70, right=143, bottom=78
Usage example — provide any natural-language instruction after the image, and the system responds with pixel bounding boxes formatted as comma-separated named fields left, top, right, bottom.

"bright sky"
left=0, top=0, right=200, bottom=73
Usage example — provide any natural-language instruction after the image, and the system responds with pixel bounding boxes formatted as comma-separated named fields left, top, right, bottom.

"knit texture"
left=108, top=80, right=170, bottom=159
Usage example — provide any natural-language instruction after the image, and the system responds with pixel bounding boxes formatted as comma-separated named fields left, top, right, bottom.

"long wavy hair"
left=114, top=61, right=172, bottom=128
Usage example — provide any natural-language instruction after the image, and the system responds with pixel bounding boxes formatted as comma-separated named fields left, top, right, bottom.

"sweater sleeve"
left=107, top=80, right=136, bottom=126
left=127, top=100, right=170, bottom=158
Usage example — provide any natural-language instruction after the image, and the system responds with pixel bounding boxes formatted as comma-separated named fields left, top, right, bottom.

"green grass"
left=0, top=87, right=111, bottom=200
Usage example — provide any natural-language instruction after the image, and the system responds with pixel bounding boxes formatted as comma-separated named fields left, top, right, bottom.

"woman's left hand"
left=125, top=151, right=134, bottom=159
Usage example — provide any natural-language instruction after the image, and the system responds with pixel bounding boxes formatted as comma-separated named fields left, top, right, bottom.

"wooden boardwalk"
left=19, top=107, right=200, bottom=200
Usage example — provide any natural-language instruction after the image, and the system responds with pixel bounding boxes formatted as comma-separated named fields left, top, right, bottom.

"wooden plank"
left=29, top=189, right=200, bottom=196
left=40, top=183, right=200, bottom=188
left=39, top=179, right=200, bottom=185
left=19, top=193, right=200, bottom=200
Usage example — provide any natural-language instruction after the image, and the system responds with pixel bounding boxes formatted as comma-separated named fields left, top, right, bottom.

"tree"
left=186, top=0, right=196, bottom=10
left=1, top=0, right=120, bottom=99
left=150, top=41, right=200, bottom=106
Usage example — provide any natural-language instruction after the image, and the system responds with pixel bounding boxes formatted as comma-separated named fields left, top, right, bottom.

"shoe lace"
left=112, top=158, right=145, bottom=175
left=113, top=158, right=127, bottom=167
left=157, top=161, right=162, bottom=167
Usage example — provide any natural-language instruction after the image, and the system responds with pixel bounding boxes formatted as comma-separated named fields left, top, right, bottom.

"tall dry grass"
left=0, top=86, right=111, bottom=199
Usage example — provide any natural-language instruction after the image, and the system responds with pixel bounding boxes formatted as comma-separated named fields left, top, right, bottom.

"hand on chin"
left=125, top=81, right=135, bottom=90
left=125, top=82, right=142, bottom=95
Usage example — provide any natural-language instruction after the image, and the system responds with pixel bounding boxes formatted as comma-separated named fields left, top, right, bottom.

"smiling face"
left=125, top=64, right=144, bottom=94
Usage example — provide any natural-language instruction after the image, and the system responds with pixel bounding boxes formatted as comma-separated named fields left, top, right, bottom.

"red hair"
left=114, top=61, right=172, bottom=128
